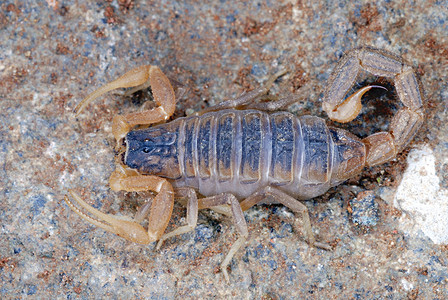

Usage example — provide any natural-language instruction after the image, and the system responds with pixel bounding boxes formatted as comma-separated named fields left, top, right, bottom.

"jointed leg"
left=156, top=188, right=199, bottom=250
left=244, top=94, right=300, bottom=111
left=150, top=189, right=248, bottom=282
left=197, top=69, right=288, bottom=115
left=198, top=193, right=249, bottom=282
left=240, top=186, right=331, bottom=250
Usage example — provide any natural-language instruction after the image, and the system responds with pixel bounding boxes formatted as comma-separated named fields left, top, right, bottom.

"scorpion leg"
left=75, top=65, right=176, bottom=141
left=240, top=186, right=331, bottom=250
left=197, top=69, right=288, bottom=115
left=154, top=188, right=239, bottom=249
left=322, top=47, right=424, bottom=166
left=64, top=172, right=174, bottom=244
left=195, top=193, right=249, bottom=282
left=155, top=188, right=199, bottom=250
left=132, top=187, right=247, bottom=282
left=244, top=94, right=300, bottom=111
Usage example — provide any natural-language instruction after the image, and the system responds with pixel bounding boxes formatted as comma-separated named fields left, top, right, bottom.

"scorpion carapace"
left=123, top=123, right=182, bottom=179
left=65, top=47, right=424, bottom=281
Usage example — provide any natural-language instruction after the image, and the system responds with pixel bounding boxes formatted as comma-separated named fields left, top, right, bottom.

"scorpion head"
left=329, top=127, right=366, bottom=186
left=122, top=126, right=182, bottom=179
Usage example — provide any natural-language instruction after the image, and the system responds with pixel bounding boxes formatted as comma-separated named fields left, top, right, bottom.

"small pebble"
left=349, top=190, right=379, bottom=227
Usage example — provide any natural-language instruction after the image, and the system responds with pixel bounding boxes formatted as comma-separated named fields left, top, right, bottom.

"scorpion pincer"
left=65, top=47, right=424, bottom=281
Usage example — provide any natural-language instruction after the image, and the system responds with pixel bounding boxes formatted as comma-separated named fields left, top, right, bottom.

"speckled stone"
left=349, top=190, right=379, bottom=227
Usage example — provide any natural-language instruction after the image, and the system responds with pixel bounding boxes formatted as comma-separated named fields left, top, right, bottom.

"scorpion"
left=65, top=47, right=424, bottom=281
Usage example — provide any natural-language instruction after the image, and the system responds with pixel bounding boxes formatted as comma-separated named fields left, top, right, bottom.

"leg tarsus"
left=220, top=235, right=247, bottom=282
left=244, top=94, right=298, bottom=111
left=314, top=241, right=333, bottom=251
left=240, top=186, right=330, bottom=249
left=196, top=69, right=288, bottom=115
left=198, top=193, right=249, bottom=282
left=156, top=188, right=198, bottom=250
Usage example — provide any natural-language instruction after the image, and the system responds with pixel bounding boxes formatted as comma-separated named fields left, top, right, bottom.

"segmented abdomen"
left=171, top=109, right=334, bottom=199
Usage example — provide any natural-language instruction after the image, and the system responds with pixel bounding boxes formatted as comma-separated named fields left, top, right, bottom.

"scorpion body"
left=124, top=109, right=364, bottom=201
left=65, top=47, right=424, bottom=281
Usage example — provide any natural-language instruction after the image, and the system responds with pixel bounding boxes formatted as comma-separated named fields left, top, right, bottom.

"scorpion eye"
left=142, top=147, right=151, bottom=153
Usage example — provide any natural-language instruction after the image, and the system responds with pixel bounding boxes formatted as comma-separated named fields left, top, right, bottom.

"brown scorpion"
left=65, top=47, right=424, bottom=281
